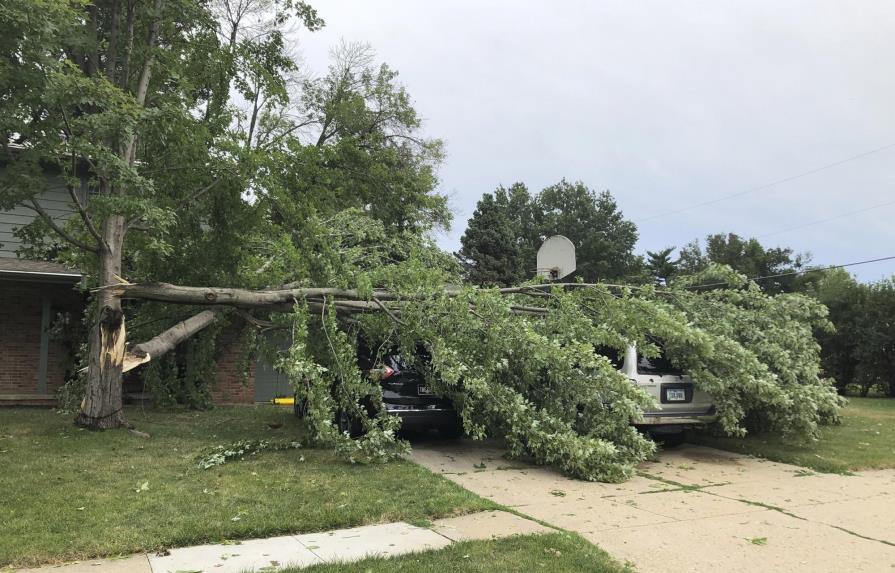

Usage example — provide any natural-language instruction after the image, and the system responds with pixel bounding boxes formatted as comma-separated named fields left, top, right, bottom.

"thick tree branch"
left=100, top=282, right=401, bottom=306
left=97, top=281, right=553, bottom=319
left=24, top=199, right=100, bottom=253
left=123, top=308, right=223, bottom=372
left=58, top=120, right=106, bottom=249
left=124, top=0, right=164, bottom=165
left=106, top=0, right=121, bottom=82
left=101, top=281, right=660, bottom=310
left=372, top=295, right=404, bottom=325
left=64, top=180, right=105, bottom=247
left=120, top=0, right=136, bottom=90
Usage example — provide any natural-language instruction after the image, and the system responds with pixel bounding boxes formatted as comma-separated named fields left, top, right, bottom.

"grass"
left=0, top=406, right=494, bottom=568
left=691, top=397, right=895, bottom=473
left=283, top=532, right=631, bottom=573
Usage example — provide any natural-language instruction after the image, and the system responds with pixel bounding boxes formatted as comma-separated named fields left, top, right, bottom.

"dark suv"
left=368, top=352, right=462, bottom=436
left=294, top=346, right=462, bottom=437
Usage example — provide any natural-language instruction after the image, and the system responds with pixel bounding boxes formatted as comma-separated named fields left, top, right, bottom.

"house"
left=0, top=165, right=86, bottom=405
left=0, top=160, right=289, bottom=406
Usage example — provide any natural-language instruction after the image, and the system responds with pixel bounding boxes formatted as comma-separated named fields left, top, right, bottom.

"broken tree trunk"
left=104, top=282, right=401, bottom=307
left=123, top=309, right=224, bottom=373
left=102, top=281, right=650, bottom=308
left=76, top=214, right=128, bottom=430
left=99, top=281, right=552, bottom=318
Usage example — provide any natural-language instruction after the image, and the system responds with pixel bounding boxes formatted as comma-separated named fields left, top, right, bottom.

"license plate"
left=666, top=389, right=687, bottom=401
left=417, top=385, right=434, bottom=396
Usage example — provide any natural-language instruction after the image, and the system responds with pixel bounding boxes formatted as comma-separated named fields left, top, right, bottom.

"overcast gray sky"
left=294, top=1, right=895, bottom=281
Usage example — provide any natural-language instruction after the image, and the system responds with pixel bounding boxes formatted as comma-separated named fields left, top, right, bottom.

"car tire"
left=335, top=409, right=365, bottom=437
left=293, top=396, right=309, bottom=418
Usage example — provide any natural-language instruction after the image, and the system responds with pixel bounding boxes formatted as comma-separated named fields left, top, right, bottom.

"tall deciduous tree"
left=534, top=180, right=639, bottom=282
left=458, top=180, right=638, bottom=285
left=808, top=270, right=895, bottom=397
left=678, top=233, right=809, bottom=293
left=0, top=0, right=323, bottom=428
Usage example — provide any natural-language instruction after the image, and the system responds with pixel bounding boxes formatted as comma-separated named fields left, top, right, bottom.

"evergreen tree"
left=645, top=246, right=678, bottom=284
left=457, top=184, right=532, bottom=285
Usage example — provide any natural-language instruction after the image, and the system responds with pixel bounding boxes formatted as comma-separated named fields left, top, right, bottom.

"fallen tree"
left=104, top=263, right=843, bottom=482
left=122, top=309, right=224, bottom=373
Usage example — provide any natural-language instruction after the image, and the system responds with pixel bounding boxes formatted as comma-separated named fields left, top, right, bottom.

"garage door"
left=253, top=334, right=293, bottom=402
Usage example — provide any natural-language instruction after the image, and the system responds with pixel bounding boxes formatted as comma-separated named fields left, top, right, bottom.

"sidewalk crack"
left=703, top=490, right=895, bottom=548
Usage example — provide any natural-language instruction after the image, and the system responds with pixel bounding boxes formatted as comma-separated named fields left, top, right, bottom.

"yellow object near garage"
left=271, top=396, right=294, bottom=406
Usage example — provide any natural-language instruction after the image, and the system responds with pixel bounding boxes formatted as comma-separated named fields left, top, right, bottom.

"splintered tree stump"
left=76, top=305, right=128, bottom=430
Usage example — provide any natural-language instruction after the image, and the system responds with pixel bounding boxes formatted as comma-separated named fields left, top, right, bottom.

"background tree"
left=806, top=269, right=868, bottom=394
left=854, top=279, right=895, bottom=397
left=645, top=246, right=678, bottom=285
left=456, top=183, right=534, bottom=286
left=807, top=272, right=895, bottom=397
left=458, top=180, right=638, bottom=285
left=534, top=180, right=639, bottom=282
left=678, top=233, right=809, bottom=293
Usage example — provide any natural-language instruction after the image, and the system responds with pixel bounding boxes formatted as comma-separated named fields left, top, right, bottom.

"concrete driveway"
left=411, top=441, right=895, bottom=573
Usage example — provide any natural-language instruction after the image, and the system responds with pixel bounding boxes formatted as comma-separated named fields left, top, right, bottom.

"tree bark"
left=123, top=309, right=223, bottom=372
left=76, top=214, right=128, bottom=429
left=105, top=282, right=401, bottom=306
left=75, top=0, right=165, bottom=430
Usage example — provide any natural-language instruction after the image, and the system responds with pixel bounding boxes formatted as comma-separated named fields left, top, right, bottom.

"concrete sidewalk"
left=412, top=441, right=895, bottom=573
left=14, top=510, right=551, bottom=573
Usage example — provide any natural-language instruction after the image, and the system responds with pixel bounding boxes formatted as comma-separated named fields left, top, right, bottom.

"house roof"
left=0, top=257, right=82, bottom=282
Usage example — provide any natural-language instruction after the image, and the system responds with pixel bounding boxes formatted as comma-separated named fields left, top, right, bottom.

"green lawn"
left=287, top=533, right=631, bottom=573
left=0, top=406, right=494, bottom=568
left=692, top=397, right=895, bottom=473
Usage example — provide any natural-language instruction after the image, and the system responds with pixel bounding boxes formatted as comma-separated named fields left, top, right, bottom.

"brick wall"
left=1, top=280, right=257, bottom=404
left=0, top=280, right=84, bottom=396
left=209, top=331, right=256, bottom=404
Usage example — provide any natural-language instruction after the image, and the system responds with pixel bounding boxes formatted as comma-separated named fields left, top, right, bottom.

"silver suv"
left=618, top=343, right=717, bottom=444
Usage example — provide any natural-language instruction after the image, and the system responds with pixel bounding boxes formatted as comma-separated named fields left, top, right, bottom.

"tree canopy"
left=678, top=233, right=809, bottom=293
left=807, top=269, right=895, bottom=397
left=457, top=180, right=639, bottom=286
left=0, top=0, right=448, bottom=424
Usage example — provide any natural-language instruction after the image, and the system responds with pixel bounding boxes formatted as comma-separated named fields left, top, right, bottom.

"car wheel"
left=293, top=396, right=308, bottom=418
left=335, top=409, right=366, bottom=437
left=336, top=409, right=353, bottom=435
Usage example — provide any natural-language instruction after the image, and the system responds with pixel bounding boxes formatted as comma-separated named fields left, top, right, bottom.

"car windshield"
left=637, top=338, right=683, bottom=375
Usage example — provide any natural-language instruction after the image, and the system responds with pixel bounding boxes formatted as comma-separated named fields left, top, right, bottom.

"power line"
left=757, top=198, right=895, bottom=239
left=686, top=254, right=895, bottom=289
left=636, top=142, right=895, bottom=224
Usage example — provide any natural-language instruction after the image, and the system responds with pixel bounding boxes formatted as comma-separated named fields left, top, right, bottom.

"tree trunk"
left=76, top=214, right=128, bottom=429
left=123, top=309, right=223, bottom=372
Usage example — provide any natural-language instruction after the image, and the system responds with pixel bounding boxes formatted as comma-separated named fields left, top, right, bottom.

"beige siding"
left=0, top=175, right=79, bottom=258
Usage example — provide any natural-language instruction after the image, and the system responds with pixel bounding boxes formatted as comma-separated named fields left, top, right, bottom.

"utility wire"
left=636, top=142, right=895, bottom=223
left=757, top=198, right=895, bottom=239
left=685, top=254, right=895, bottom=289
